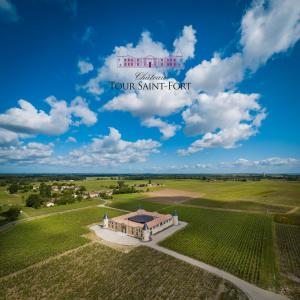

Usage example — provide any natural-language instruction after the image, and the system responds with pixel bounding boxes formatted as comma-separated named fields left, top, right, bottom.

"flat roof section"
left=128, top=214, right=155, bottom=224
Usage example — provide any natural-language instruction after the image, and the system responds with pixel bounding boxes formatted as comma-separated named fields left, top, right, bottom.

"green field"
left=186, top=198, right=291, bottom=213
left=107, top=197, right=277, bottom=288
left=21, top=198, right=104, bottom=217
left=0, top=207, right=122, bottom=277
left=0, top=177, right=299, bottom=299
left=0, top=243, right=246, bottom=300
left=159, top=179, right=300, bottom=207
left=110, top=193, right=170, bottom=212
left=159, top=207, right=276, bottom=288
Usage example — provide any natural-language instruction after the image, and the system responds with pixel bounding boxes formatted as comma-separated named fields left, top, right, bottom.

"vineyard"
left=276, top=224, right=300, bottom=278
left=0, top=243, right=247, bottom=300
left=160, top=206, right=276, bottom=288
left=0, top=207, right=122, bottom=277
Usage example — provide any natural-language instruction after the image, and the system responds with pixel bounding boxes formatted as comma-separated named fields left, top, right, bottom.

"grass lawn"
left=159, top=179, right=300, bottom=207
left=0, top=207, right=122, bottom=277
left=0, top=243, right=246, bottom=300
left=21, top=198, right=104, bottom=217
left=109, top=193, right=171, bottom=212
left=0, top=187, right=25, bottom=207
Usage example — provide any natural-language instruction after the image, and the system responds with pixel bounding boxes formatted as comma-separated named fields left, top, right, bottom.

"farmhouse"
left=103, top=209, right=178, bottom=242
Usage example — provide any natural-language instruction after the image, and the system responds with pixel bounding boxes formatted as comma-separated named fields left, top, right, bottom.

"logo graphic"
left=117, top=54, right=183, bottom=69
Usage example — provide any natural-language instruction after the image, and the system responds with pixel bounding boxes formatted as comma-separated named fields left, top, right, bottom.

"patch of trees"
left=26, top=194, right=45, bottom=209
left=0, top=206, right=21, bottom=221
left=112, top=181, right=137, bottom=194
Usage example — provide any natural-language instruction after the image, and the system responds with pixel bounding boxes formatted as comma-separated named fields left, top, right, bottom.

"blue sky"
left=0, top=0, right=299, bottom=173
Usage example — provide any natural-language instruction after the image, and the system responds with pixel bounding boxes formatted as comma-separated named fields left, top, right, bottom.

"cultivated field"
left=145, top=188, right=200, bottom=203
left=0, top=177, right=299, bottom=299
left=276, top=224, right=300, bottom=278
left=0, top=207, right=122, bottom=277
left=108, top=196, right=277, bottom=287
left=0, top=243, right=246, bottom=300
left=159, top=207, right=276, bottom=288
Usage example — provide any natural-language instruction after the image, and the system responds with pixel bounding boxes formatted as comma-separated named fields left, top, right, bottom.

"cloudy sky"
left=0, top=0, right=299, bottom=173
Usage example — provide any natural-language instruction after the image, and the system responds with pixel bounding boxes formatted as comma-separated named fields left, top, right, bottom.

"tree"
left=117, top=180, right=125, bottom=188
left=39, top=183, right=51, bottom=198
left=26, top=194, right=44, bottom=209
left=56, top=191, right=75, bottom=205
left=8, top=183, right=18, bottom=194
left=1, top=206, right=21, bottom=221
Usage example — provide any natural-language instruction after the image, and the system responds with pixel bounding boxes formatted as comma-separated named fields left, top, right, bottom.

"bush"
left=1, top=206, right=21, bottom=221
left=8, top=183, right=18, bottom=194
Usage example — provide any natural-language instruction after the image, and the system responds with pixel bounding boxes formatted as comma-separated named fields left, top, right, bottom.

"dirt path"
left=285, top=206, right=299, bottom=214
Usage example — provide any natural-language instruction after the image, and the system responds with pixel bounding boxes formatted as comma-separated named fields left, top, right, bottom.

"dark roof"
left=172, top=210, right=178, bottom=216
left=128, top=214, right=154, bottom=224
left=103, top=213, right=109, bottom=219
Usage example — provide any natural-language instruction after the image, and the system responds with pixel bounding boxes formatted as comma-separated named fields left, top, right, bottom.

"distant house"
left=89, top=191, right=100, bottom=198
left=52, top=185, right=59, bottom=192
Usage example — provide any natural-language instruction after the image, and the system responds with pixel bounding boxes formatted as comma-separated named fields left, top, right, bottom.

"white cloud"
left=70, top=96, right=97, bottom=126
left=82, top=26, right=197, bottom=97
left=182, top=92, right=264, bottom=136
left=81, top=26, right=95, bottom=44
left=0, top=96, right=97, bottom=143
left=179, top=92, right=266, bottom=155
left=0, top=0, right=18, bottom=22
left=142, top=117, right=180, bottom=140
left=225, top=157, right=300, bottom=169
left=103, top=80, right=191, bottom=139
left=0, top=128, right=19, bottom=145
left=78, top=59, right=94, bottom=74
left=67, top=136, right=77, bottom=143
left=0, top=98, right=71, bottom=136
left=173, top=25, right=197, bottom=61
left=0, top=142, right=53, bottom=164
left=104, top=80, right=191, bottom=118
left=185, top=53, right=244, bottom=94
left=69, top=127, right=161, bottom=166
left=241, top=0, right=300, bottom=70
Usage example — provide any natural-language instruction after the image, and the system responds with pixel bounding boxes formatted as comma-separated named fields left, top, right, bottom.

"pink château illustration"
left=117, top=54, right=183, bottom=69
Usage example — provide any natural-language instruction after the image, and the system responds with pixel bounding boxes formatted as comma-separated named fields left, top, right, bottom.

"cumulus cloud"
left=185, top=53, right=244, bottom=94
left=224, top=157, right=300, bottom=169
left=78, top=59, right=94, bottom=74
left=179, top=92, right=266, bottom=155
left=70, top=96, right=97, bottom=126
left=173, top=25, right=197, bottom=61
left=142, top=117, right=180, bottom=140
left=82, top=26, right=197, bottom=97
left=241, top=0, right=300, bottom=70
left=0, top=128, right=19, bottom=145
left=104, top=80, right=191, bottom=118
left=0, top=142, right=54, bottom=164
left=69, top=127, right=161, bottom=166
left=103, top=79, right=191, bottom=139
left=0, top=0, right=18, bottom=22
left=0, top=96, right=97, bottom=144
